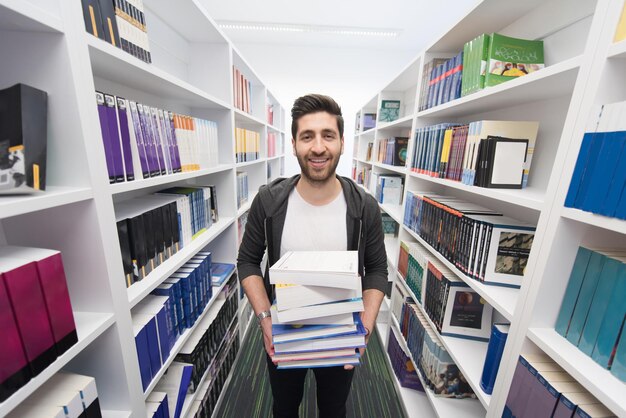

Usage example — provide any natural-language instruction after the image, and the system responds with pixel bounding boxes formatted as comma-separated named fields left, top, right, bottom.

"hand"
left=260, top=317, right=276, bottom=362
left=344, top=326, right=370, bottom=370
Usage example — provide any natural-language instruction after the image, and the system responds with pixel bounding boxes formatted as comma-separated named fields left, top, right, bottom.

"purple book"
left=150, top=107, right=167, bottom=175
left=523, top=372, right=578, bottom=418
left=95, top=91, right=115, bottom=183
left=0, top=259, right=57, bottom=376
left=158, top=109, right=174, bottom=174
left=137, top=103, right=158, bottom=177
left=128, top=101, right=150, bottom=179
left=103, top=94, right=125, bottom=183
left=168, top=111, right=182, bottom=173
left=115, top=97, right=135, bottom=181
left=0, top=277, right=31, bottom=402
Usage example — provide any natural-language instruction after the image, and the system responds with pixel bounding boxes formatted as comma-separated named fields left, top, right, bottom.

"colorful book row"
left=234, top=127, right=261, bottom=163
left=233, top=66, right=252, bottom=114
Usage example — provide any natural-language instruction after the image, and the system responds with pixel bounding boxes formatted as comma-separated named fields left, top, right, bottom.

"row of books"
left=133, top=253, right=214, bottom=392
left=146, top=391, right=168, bottom=418
left=419, top=33, right=544, bottom=111
left=81, top=0, right=152, bottom=63
left=236, top=171, right=249, bottom=209
left=377, top=137, right=408, bottom=166
left=7, top=372, right=101, bottom=418
left=404, top=191, right=536, bottom=287
left=397, top=299, right=475, bottom=398
left=398, top=240, right=493, bottom=341
left=370, top=173, right=403, bottom=206
left=234, top=127, right=261, bottom=163
left=353, top=166, right=371, bottom=190
left=504, top=353, right=616, bottom=418
left=153, top=362, right=192, bottom=418
left=269, top=251, right=365, bottom=368
left=115, top=188, right=217, bottom=287
left=0, top=83, right=48, bottom=194
left=410, top=120, right=539, bottom=189
left=422, top=52, right=463, bottom=110
left=189, top=325, right=241, bottom=418
left=355, top=111, right=377, bottom=132
left=96, top=91, right=219, bottom=184
left=237, top=212, right=248, bottom=246
left=266, top=103, right=274, bottom=125
left=233, top=66, right=252, bottom=113
left=387, top=328, right=424, bottom=392
left=176, top=286, right=238, bottom=392
left=0, top=247, right=77, bottom=402
left=267, top=132, right=280, bottom=158
left=565, top=101, right=626, bottom=219
left=365, top=142, right=374, bottom=161
left=555, top=247, right=626, bottom=381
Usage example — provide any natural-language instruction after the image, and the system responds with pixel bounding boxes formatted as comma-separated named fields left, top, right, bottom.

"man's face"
left=292, top=111, right=343, bottom=184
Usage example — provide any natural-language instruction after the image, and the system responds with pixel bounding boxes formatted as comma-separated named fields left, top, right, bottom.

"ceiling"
left=200, top=0, right=480, bottom=52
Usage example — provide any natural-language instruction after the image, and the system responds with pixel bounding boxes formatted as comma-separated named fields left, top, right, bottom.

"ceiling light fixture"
left=218, top=21, right=401, bottom=37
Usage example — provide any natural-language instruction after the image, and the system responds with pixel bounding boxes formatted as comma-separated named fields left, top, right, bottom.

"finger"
left=344, top=364, right=354, bottom=370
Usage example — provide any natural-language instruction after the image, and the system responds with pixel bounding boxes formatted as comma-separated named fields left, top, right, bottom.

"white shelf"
left=109, top=166, right=233, bottom=195
left=234, top=108, right=267, bottom=127
left=608, top=39, right=626, bottom=59
left=266, top=155, right=283, bottom=162
left=385, top=236, right=399, bottom=271
left=0, top=187, right=93, bottom=220
left=353, top=157, right=373, bottom=165
left=235, top=159, right=264, bottom=168
left=237, top=192, right=256, bottom=217
left=357, top=127, right=377, bottom=137
left=143, top=280, right=230, bottom=399
left=127, top=217, right=235, bottom=307
left=0, top=312, right=115, bottom=416
left=527, top=328, right=626, bottom=417
left=372, top=162, right=407, bottom=175
left=407, top=171, right=545, bottom=211
left=0, top=0, right=63, bottom=33
left=267, top=124, right=283, bottom=133
left=376, top=115, right=414, bottom=130
left=403, top=225, right=517, bottom=321
left=87, top=36, right=229, bottom=109
left=561, top=207, right=626, bottom=235
left=394, top=279, right=491, bottom=409
left=101, top=410, right=132, bottom=418
left=417, top=56, right=582, bottom=119
left=380, top=202, right=404, bottom=225
left=387, top=318, right=485, bottom=417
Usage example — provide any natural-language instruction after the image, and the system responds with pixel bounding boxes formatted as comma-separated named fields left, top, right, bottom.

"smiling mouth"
left=308, top=157, right=329, bottom=168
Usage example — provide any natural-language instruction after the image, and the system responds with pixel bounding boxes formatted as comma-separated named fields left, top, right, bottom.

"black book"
left=150, top=207, right=165, bottom=265
left=161, top=204, right=173, bottom=258
left=125, top=216, right=148, bottom=281
left=484, top=136, right=529, bottom=189
left=81, top=0, right=105, bottom=40
left=96, top=0, right=121, bottom=48
left=0, top=83, right=48, bottom=193
left=117, top=219, right=134, bottom=287
left=168, top=202, right=180, bottom=253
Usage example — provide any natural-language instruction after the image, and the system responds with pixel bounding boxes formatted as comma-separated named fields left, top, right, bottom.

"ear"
left=291, top=138, right=296, bottom=155
left=340, top=136, right=344, bottom=154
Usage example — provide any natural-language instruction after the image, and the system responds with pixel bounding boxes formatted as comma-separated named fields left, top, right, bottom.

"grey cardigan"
left=236, top=174, right=388, bottom=300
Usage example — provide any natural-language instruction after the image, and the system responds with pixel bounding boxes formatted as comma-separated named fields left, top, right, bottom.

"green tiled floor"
left=215, top=323, right=407, bottom=418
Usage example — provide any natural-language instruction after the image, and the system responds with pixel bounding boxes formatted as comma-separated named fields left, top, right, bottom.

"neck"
left=296, top=174, right=342, bottom=206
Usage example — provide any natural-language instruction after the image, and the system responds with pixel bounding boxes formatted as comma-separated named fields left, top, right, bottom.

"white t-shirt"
left=280, top=187, right=347, bottom=256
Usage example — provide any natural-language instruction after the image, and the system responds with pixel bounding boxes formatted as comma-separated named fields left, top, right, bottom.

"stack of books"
left=234, top=127, right=261, bottom=163
left=377, top=137, right=409, bottom=166
left=555, top=246, right=626, bottom=382
left=269, top=251, right=366, bottom=369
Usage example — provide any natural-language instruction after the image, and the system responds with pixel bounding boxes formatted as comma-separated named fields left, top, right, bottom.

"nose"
left=311, top=135, right=325, bottom=154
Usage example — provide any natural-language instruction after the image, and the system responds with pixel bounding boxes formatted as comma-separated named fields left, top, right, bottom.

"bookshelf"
left=0, top=0, right=285, bottom=417
left=352, top=0, right=626, bottom=416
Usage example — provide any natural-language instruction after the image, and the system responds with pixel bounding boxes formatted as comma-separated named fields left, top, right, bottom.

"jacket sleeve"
left=361, top=194, right=389, bottom=293
left=237, top=191, right=266, bottom=282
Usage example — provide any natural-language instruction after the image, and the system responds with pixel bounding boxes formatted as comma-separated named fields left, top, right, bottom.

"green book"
left=379, top=100, right=401, bottom=122
left=484, top=33, right=544, bottom=88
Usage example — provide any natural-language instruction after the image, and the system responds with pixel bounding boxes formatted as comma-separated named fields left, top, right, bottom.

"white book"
left=277, top=355, right=361, bottom=369
left=272, top=348, right=357, bottom=362
left=273, top=333, right=365, bottom=354
left=270, top=305, right=354, bottom=325
left=275, top=283, right=362, bottom=311
left=6, top=404, right=65, bottom=418
left=269, top=251, right=360, bottom=289
left=275, top=298, right=364, bottom=323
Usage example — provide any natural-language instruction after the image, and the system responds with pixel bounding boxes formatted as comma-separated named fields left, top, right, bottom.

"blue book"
left=190, top=256, right=212, bottom=302
left=133, top=318, right=152, bottom=391
left=591, top=264, right=626, bottom=367
left=180, top=264, right=205, bottom=309
left=573, top=132, right=607, bottom=209
left=480, top=323, right=510, bottom=394
left=599, top=134, right=626, bottom=217
left=163, top=279, right=185, bottom=334
left=578, top=255, right=623, bottom=355
left=143, top=316, right=162, bottom=379
left=152, top=283, right=180, bottom=346
left=175, top=267, right=202, bottom=316
left=168, top=272, right=195, bottom=327
left=272, top=313, right=360, bottom=343
left=154, top=305, right=171, bottom=363
left=174, top=364, right=193, bottom=418
left=615, top=183, right=626, bottom=220
left=610, top=321, right=626, bottom=382
left=581, top=131, right=626, bottom=213
left=566, top=251, right=606, bottom=345
left=556, top=247, right=593, bottom=336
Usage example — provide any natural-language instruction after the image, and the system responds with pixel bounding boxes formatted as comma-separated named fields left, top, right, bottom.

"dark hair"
left=291, top=94, right=344, bottom=139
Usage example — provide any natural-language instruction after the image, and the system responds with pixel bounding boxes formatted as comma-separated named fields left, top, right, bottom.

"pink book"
left=0, top=278, right=31, bottom=402
left=0, top=258, right=57, bottom=376
left=0, top=247, right=77, bottom=355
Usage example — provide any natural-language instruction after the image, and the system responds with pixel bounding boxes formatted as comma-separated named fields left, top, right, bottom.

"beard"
left=296, top=151, right=340, bottom=185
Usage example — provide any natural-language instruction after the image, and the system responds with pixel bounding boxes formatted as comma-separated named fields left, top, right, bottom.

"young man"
left=237, top=94, right=388, bottom=418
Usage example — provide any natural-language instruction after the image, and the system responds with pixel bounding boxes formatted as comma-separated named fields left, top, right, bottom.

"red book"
left=0, top=247, right=77, bottom=355
left=0, top=258, right=57, bottom=376
left=0, top=278, right=31, bottom=402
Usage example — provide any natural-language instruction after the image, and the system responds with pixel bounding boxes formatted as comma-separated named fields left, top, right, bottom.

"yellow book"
left=615, top=2, right=626, bottom=42
left=439, top=128, right=454, bottom=178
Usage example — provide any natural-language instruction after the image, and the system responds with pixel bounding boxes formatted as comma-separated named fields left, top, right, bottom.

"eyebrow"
left=298, top=129, right=337, bottom=137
